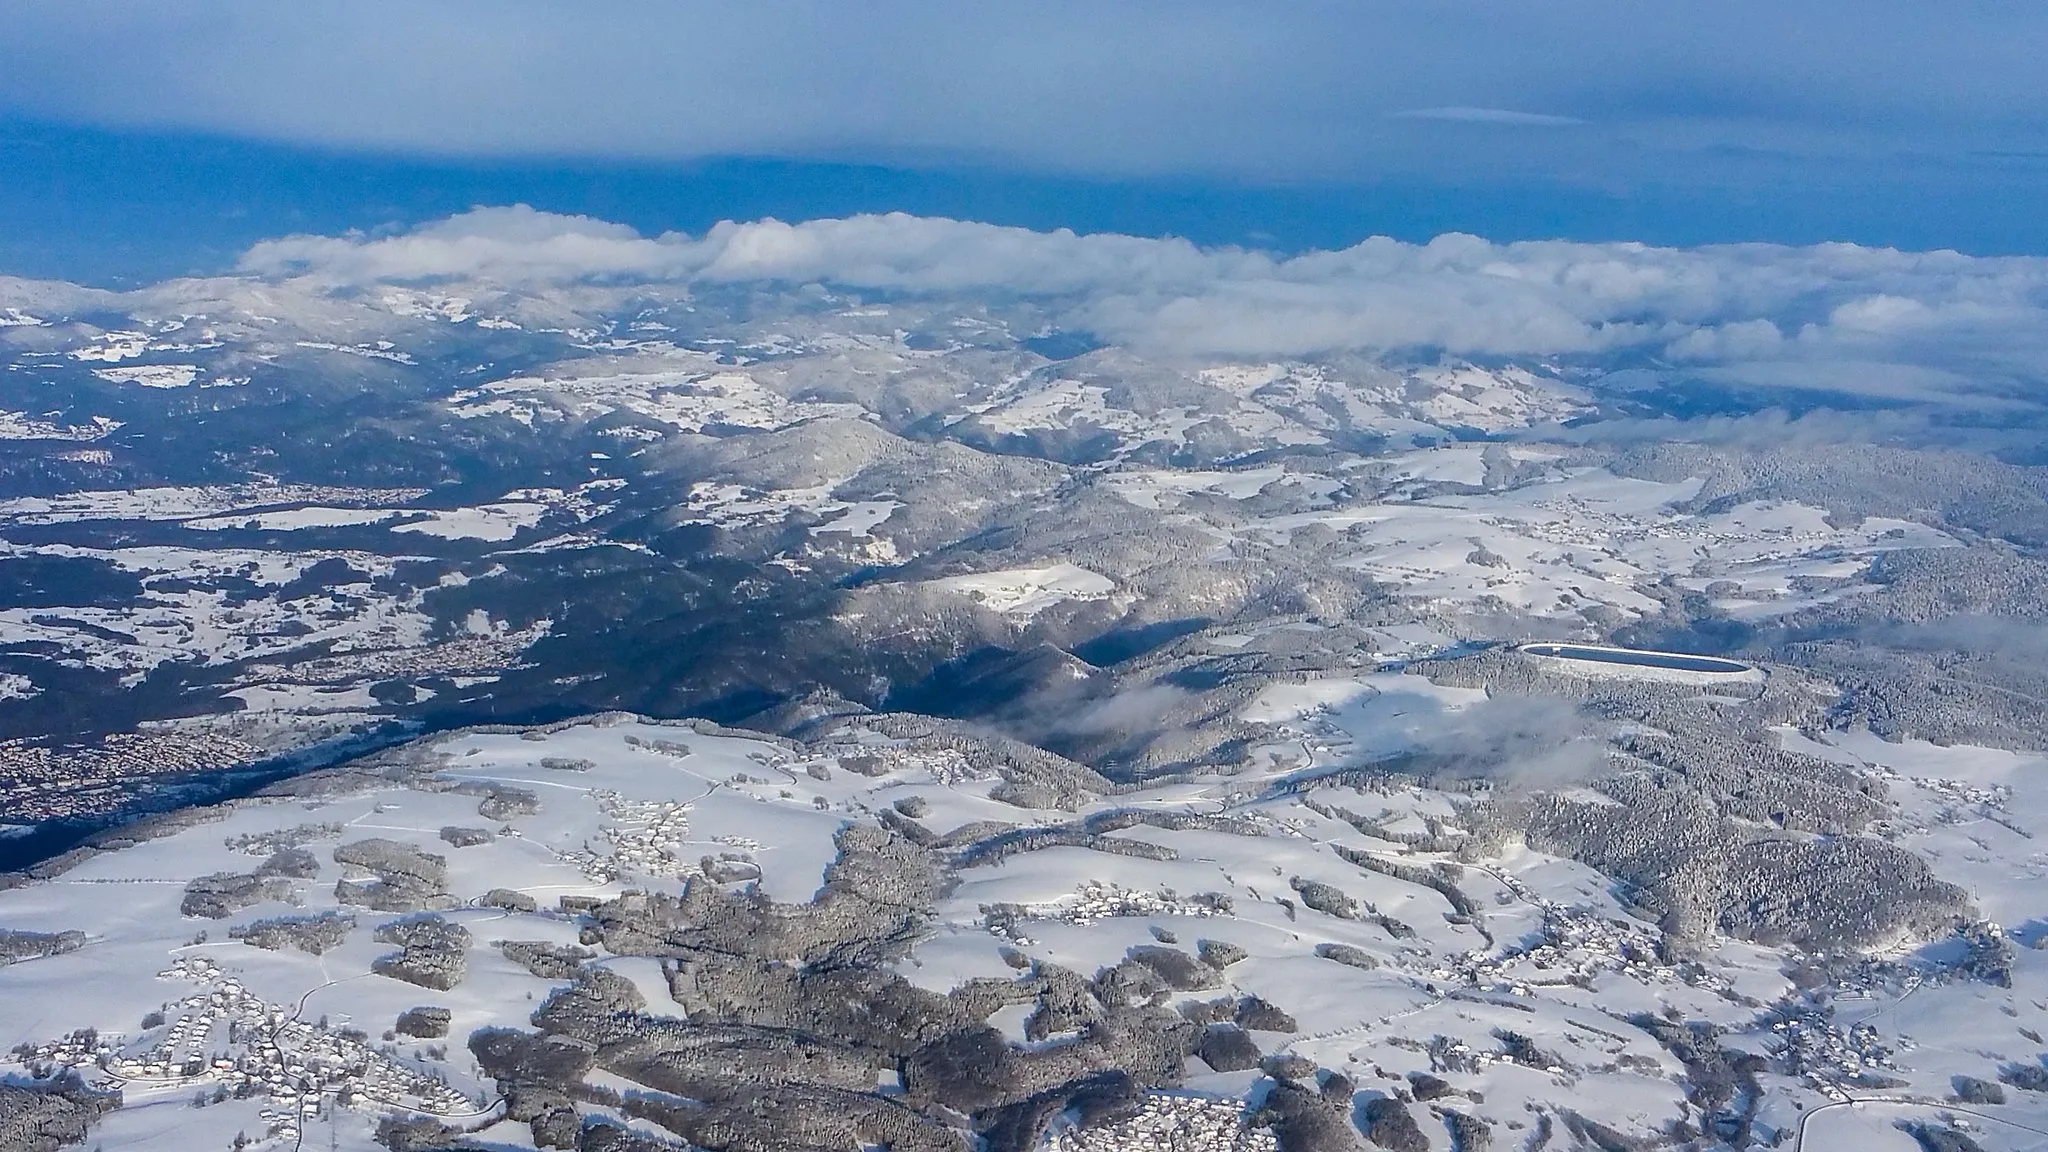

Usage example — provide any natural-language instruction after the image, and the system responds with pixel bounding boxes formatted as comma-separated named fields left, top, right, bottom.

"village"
left=984, top=879, right=1231, bottom=947
left=1050, top=1093, right=1279, bottom=1152
left=1445, top=904, right=1732, bottom=997
left=12, top=955, right=485, bottom=1147
left=1767, top=1007, right=1902, bottom=1099
left=565, top=788, right=697, bottom=883
left=0, top=731, right=263, bottom=822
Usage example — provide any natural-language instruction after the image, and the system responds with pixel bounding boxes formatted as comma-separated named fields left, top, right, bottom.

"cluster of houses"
left=1768, top=1009, right=1898, bottom=1099
left=1448, top=904, right=1729, bottom=996
left=1050, top=1093, right=1278, bottom=1152
left=566, top=788, right=695, bottom=883
left=986, top=880, right=1229, bottom=946
left=14, top=955, right=483, bottom=1148
left=0, top=731, right=261, bottom=821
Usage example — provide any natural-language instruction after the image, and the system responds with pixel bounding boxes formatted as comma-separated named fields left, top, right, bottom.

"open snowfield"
left=388, top=502, right=550, bottom=542
left=183, top=506, right=406, bottom=532
left=927, top=562, right=1120, bottom=619
left=90, top=364, right=202, bottom=389
left=0, top=410, right=121, bottom=441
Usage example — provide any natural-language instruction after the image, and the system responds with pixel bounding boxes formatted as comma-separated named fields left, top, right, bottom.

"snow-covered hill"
left=6, top=707, right=2048, bottom=1151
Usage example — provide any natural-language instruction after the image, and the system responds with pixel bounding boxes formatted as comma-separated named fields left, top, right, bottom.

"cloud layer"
left=241, top=207, right=2048, bottom=404
left=5, top=1, right=2047, bottom=192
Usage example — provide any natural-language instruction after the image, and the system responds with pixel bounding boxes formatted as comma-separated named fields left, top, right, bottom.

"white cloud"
left=1393, top=107, right=1583, bottom=126
left=1666, top=319, right=1784, bottom=361
left=239, top=208, right=2048, bottom=403
left=244, top=209, right=697, bottom=285
left=2, top=1, right=2046, bottom=189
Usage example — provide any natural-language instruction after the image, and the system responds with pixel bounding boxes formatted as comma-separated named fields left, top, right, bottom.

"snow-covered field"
left=0, top=410, right=121, bottom=441
left=960, top=363, right=1587, bottom=458
left=1099, top=447, right=1956, bottom=625
left=388, top=502, right=550, bottom=542
left=447, top=360, right=867, bottom=433
left=9, top=706, right=2048, bottom=1149
left=928, top=562, right=1119, bottom=619
left=0, top=485, right=430, bottom=525
left=90, top=364, right=201, bottom=389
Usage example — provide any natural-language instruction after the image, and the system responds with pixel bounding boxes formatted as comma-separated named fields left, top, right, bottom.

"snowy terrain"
left=4, top=220, right=2048, bottom=1152
left=7, top=709, right=2048, bottom=1151
left=928, top=563, right=1120, bottom=619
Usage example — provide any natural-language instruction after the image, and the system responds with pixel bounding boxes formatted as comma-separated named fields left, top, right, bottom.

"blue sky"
left=3, top=1, right=2047, bottom=282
